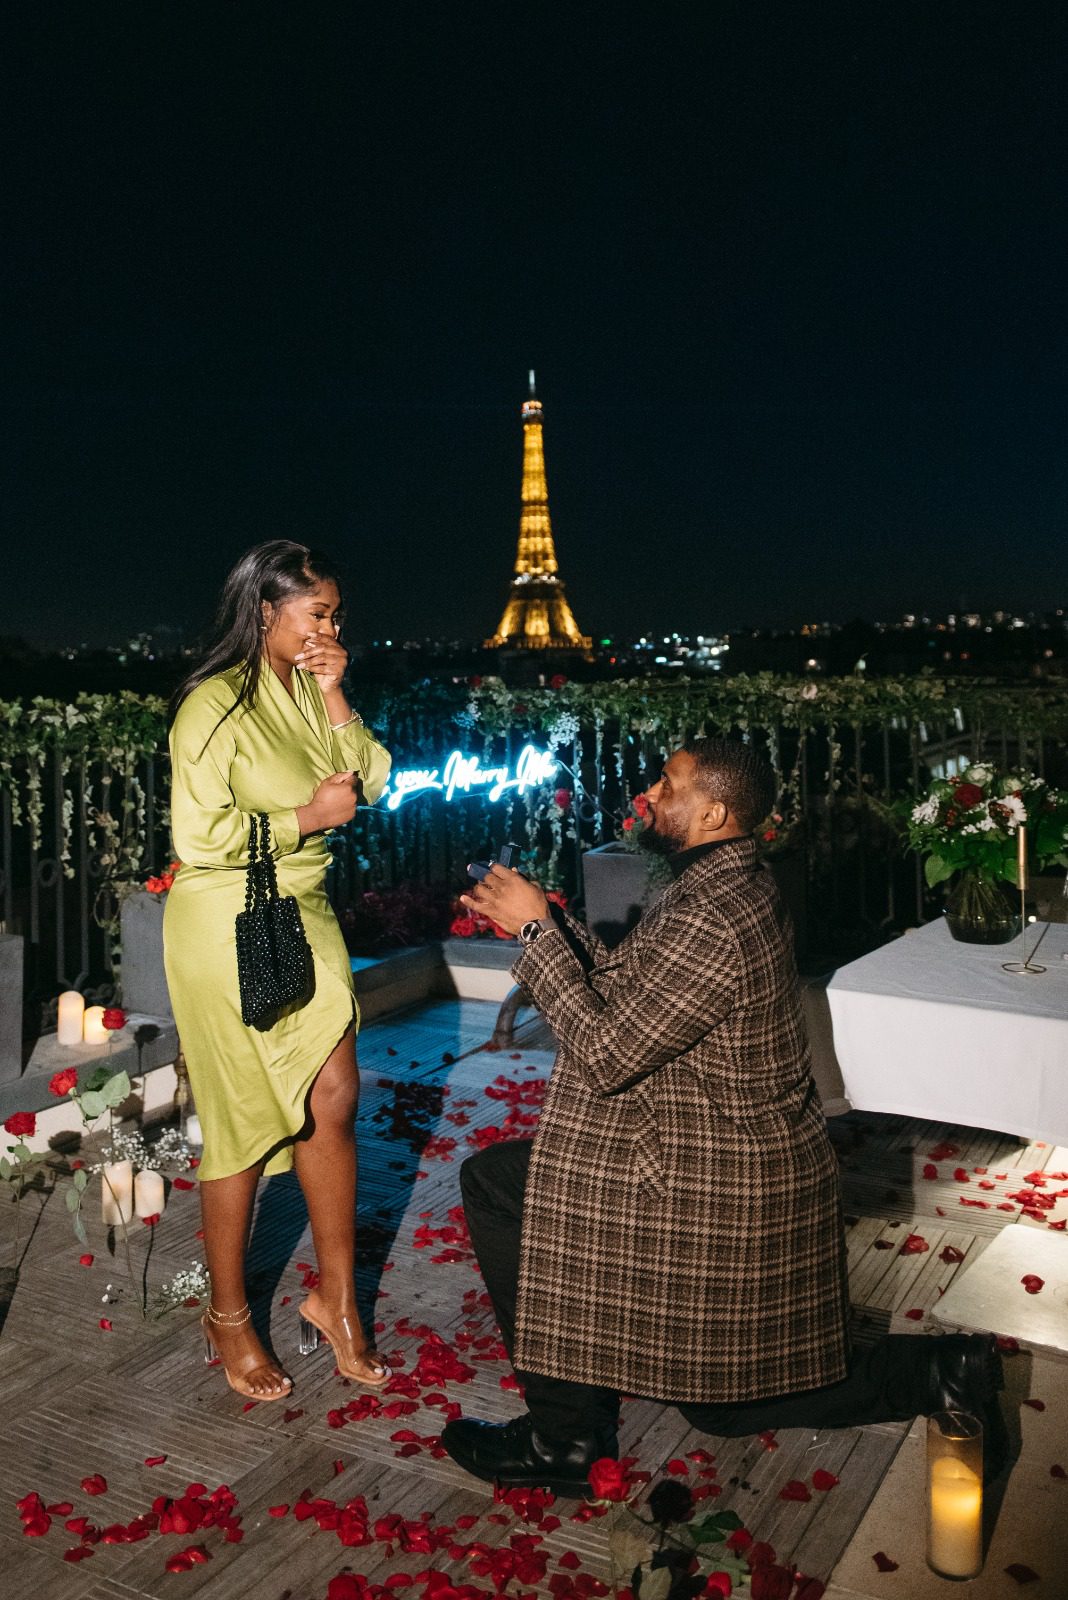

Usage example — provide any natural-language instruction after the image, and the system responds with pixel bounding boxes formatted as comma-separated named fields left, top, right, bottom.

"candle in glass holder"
left=134, top=1169, right=165, bottom=1219
left=101, top=1159, right=134, bottom=1226
left=57, top=990, right=85, bottom=1046
left=1017, top=823, right=1029, bottom=890
left=83, top=1005, right=109, bottom=1044
left=927, top=1411, right=983, bottom=1579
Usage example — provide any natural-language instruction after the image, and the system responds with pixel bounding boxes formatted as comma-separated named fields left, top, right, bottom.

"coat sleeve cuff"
left=269, top=808, right=301, bottom=857
left=510, top=925, right=576, bottom=995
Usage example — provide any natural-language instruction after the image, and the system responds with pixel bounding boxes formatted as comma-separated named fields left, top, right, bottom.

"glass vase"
left=944, top=870, right=1018, bottom=944
left=927, top=1410, right=984, bottom=1579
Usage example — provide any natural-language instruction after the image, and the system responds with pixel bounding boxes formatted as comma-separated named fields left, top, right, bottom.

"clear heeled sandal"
left=201, top=1302, right=292, bottom=1401
left=297, top=1300, right=392, bottom=1388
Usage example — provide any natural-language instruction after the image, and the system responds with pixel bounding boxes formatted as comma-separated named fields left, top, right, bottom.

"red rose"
left=101, top=1008, right=127, bottom=1032
left=750, top=1564, right=793, bottom=1600
left=954, top=783, right=984, bottom=809
left=621, top=817, right=635, bottom=832
left=554, top=788, right=571, bottom=811
left=633, top=793, right=650, bottom=818
left=144, top=876, right=165, bottom=894
left=159, top=872, right=175, bottom=890
left=4, top=1111, right=36, bottom=1137
left=546, top=889, right=569, bottom=908
left=704, top=1576, right=733, bottom=1599
left=467, top=675, right=483, bottom=689
left=49, top=1067, right=79, bottom=1097
left=587, top=1456, right=636, bottom=1501
left=449, top=914, right=478, bottom=938
left=762, top=829, right=777, bottom=842
left=549, top=674, right=568, bottom=689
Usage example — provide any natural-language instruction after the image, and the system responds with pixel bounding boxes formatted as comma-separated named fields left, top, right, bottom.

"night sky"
left=4, top=2, right=1067, bottom=650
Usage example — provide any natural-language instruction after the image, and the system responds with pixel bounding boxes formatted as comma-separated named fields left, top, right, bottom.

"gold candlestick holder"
left=1003, top=824, right=1046, bottom=975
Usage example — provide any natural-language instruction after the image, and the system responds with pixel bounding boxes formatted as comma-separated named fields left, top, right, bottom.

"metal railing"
left=1, top=683, right=1064, bottom=1012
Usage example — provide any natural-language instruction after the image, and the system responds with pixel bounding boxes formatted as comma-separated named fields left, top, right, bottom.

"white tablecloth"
left=825, top=918, right=1068, bottom=1146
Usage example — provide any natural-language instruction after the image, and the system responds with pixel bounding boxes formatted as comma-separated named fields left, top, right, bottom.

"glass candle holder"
left=927, top=1410, right=984, bottom=1580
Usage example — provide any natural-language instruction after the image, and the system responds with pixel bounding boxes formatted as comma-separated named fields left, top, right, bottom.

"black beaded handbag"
left=235, top=813, right=313, bottom=1029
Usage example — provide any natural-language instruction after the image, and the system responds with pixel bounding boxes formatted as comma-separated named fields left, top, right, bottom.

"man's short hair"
left=682, top=737, right=777, bottom=834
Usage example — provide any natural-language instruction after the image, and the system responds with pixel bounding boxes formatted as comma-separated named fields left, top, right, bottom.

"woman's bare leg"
left=199, top=1165, right=292, bottom=1398
left=293, top=1026, right=386, bottom=1379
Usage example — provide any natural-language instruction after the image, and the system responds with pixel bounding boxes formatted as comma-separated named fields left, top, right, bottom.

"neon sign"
left=380, top=744, right=558, bottom=811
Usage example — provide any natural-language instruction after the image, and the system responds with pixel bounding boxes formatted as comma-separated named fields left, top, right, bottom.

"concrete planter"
left=120, top=889, right=173, bottom=1017
left=0, top=934, right=23, bottom=1086
left=580, top=843, right=666, bottom=949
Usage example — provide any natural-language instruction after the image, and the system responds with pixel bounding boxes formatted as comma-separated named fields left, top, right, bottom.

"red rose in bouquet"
left=952, top=782, right=984, bottom=810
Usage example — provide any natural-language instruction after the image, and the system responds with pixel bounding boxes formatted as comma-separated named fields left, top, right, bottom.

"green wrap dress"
left=163, top=665, right=391, bottom=1181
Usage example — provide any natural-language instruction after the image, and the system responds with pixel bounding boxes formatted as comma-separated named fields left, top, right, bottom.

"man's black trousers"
left=460, top=1137, right=938, bottom=1442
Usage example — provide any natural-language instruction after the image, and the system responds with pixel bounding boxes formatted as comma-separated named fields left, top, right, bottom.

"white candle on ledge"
left=185, top=1113, right=203, bottom=1147
left=134, top=1169, right=165, bottom=1219
left=101, top=1159, right=134, bottom=1226
left=83, top=1005, right=109, bottom=1044
left=57, top=990, right=85, bottom=1046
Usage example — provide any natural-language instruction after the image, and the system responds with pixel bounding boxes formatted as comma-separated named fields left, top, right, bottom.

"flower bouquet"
left=906, top=764, right=1068, bottom=943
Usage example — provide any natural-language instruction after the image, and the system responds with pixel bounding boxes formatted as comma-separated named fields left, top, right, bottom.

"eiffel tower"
left=484, top=373, right=592, bottom=653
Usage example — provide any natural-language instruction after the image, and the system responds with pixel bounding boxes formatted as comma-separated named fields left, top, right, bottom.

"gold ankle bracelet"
left=206, top=1302, right=252, bottom=1327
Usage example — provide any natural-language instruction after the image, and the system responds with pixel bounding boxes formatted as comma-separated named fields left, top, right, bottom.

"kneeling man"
left=441, top=739, right=1005, bottom=1494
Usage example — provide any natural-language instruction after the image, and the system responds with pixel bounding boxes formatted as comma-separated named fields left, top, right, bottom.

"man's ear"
left=700, top=798, right=729, bottom=835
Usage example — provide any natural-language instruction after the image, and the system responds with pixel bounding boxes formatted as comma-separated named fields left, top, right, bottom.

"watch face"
left=520, top=920, right=540, bottom=944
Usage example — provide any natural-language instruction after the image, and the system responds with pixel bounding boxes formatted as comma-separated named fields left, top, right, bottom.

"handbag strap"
left=258, top=813, right=282, bottom=904
left=244, top=813, right=281, bottom=913
left=244, top=815, right=262, bottom=915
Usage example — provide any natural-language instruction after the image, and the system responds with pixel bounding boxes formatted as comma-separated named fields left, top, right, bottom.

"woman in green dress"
left=164, top=540, right=392, bottom=1400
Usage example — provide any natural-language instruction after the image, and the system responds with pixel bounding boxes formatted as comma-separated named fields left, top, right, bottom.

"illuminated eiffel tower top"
left=484, top=372, right=592, bottom=653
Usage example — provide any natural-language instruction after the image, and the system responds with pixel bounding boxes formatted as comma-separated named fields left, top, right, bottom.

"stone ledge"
left=2, top=941, right=523, bottom=1120
left=0, top=1012, right=178, bottom=1121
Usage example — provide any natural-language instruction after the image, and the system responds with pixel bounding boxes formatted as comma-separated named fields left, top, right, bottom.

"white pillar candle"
left=82, top=1005, right=109, bottom=1044
left=928, top=1456, right=983, bottom=1578
left=57, top=990, right=85, bottom=1046
left=101, top=1159, right=134, bottom=1226
left=185, top=1113, right=203, bottom=1147
left=134, top=1169, right=165, bottom=1219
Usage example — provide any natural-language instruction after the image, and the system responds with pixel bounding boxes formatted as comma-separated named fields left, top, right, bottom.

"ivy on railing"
left=0, top=674, right=1065, bottom=884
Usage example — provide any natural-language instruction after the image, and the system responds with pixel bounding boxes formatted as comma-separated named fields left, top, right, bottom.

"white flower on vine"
left=546, top=711, right=580, bottom=751
left=998, top=794, right=1027, bottom=828
left=911, top=797, right=940, bottom=824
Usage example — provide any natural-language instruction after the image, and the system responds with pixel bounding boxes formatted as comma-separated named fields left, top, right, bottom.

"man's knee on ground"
left=459, top=1139, right=530, bottom=1215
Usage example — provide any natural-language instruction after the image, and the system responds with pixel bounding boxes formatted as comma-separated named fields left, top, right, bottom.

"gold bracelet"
left=330, top=712, right=363, bottom=730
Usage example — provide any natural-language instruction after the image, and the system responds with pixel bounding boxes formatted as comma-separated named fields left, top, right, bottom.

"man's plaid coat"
left=510, top=837, right=850, bottom=1403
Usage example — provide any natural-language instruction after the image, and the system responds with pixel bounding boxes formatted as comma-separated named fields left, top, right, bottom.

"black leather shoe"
left=440, top=1411, right=618, bottom=1496
left=926, top=1332, right=1009, bottom=1482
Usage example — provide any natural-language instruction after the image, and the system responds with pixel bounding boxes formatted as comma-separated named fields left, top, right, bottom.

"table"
left=825, top=918, right=1068, bottom=1147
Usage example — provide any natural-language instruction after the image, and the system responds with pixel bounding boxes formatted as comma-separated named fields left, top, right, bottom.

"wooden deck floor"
left=1, top=997, right=1064, bottom=1598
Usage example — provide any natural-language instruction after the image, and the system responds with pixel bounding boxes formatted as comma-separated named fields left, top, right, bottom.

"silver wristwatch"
left=519, top=916, right=556, bottom=946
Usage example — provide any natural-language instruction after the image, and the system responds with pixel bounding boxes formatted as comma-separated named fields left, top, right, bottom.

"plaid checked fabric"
left=510, top=837, right=849, bottom=1403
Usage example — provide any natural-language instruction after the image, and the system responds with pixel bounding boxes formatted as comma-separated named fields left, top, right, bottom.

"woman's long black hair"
left=169, top=540, right=345, bottom=729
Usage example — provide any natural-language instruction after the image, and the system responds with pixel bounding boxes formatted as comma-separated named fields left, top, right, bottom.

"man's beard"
left=638, top=816, right=687, bottom=856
